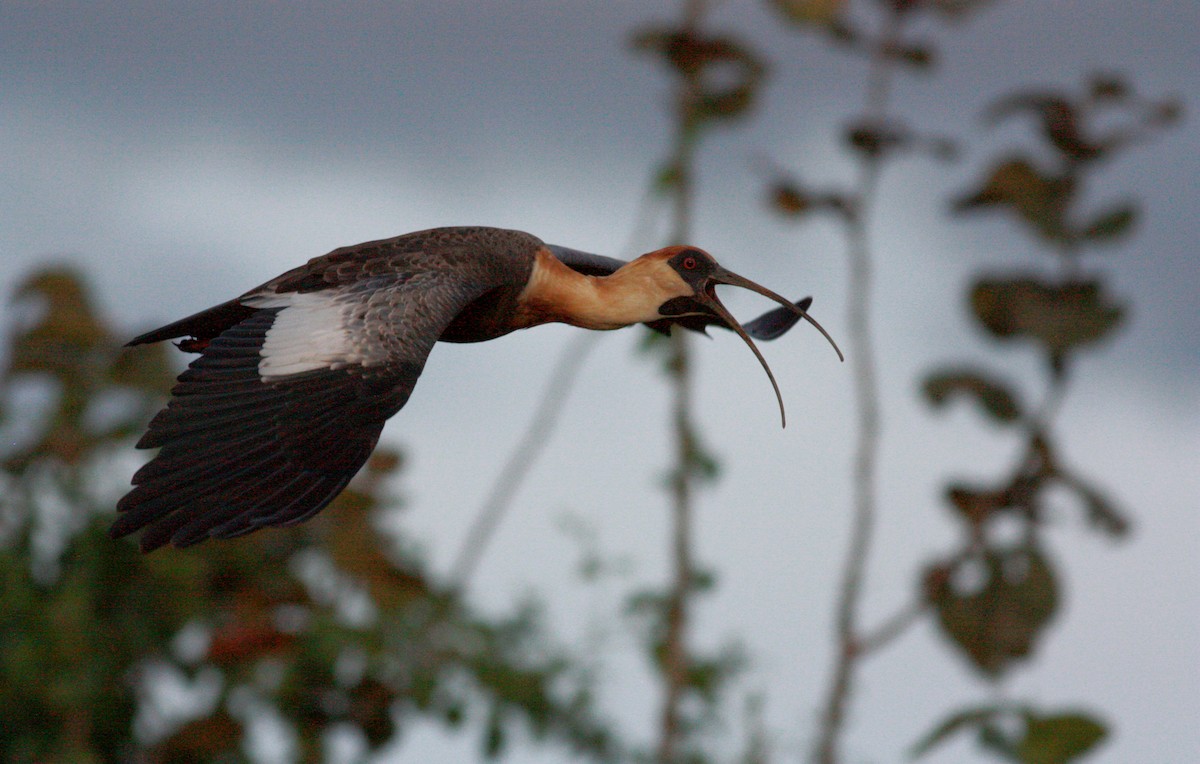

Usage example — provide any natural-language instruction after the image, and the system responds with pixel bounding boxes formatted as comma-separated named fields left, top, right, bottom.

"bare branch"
left=812, top=7, right=907, bottom=763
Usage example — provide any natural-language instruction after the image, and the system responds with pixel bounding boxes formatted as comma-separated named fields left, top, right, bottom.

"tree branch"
left=812, top=7, right=905, bottom=763
left=657, top=2, right=705, bottom=759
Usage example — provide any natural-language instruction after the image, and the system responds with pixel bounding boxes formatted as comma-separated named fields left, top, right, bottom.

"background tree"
left=0, top=269, right=617, bottom=761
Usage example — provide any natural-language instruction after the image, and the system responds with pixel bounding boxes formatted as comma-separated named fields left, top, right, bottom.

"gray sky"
left=3, top=1, right=1198, bottom=762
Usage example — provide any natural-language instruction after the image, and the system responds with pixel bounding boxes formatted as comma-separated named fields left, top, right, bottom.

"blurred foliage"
left=2, top=267, right=172, bottom=477
left=631, top=25, right=766, bottom=140
left=767, top=0, right=847, bottom=27
left=761, top=0, right=1176, bottom=759
left=969, top=278, right=1124, bottom=373
left=912, top=73, right=1172, bottom=758
left=915, top=77, right=1169, bottom=687
left=766, top=0, right=996, bottom=69
left=629, top=5, right=768, bottom=762
left=954, top=73, right=1181, bottom=251
left=633, top=20, right=766, bottom=201
left=923, top=367, right=1022, bottom=424
left=925, top=544, right=1058, bottom=677
left=0, top=268, right=618, bottom=762
left=913, top=704, right=1108, bottom=763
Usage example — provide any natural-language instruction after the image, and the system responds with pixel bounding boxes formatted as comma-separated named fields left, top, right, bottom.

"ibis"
left=111, top=226, right=841, bottom=551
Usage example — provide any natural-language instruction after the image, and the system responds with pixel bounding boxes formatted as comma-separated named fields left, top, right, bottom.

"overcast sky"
left=3, top=1, right=1198, bottom=762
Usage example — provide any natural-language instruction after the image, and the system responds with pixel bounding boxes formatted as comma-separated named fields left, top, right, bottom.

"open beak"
left=698, top=265, right=844, bottom=428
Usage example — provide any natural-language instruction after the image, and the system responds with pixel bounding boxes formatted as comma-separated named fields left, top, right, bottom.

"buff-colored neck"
left=516, top=249, right=693, bottom=330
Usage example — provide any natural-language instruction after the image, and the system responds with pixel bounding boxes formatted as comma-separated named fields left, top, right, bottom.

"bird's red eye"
left=682, top=256, right=698, bottom=270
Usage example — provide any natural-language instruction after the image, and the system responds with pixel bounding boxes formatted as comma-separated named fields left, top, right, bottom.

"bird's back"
left=262, top=227, right=543, bottom=296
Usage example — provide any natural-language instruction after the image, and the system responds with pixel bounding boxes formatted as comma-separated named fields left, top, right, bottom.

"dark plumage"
left=113, top=226, right=838, bottom=551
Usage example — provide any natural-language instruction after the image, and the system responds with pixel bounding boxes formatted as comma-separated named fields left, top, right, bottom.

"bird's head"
left=631, top=245, right=843, bottom=427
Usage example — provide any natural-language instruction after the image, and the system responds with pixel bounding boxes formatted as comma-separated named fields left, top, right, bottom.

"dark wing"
left=127, top=298, right=256, bottom=351
left=113, top=234, right=528, bottom=551
left=545, top=244, right=629, bottom=277
left=546, top=244, right=808, bottom=341
left=642, top=297, right=810, bottom=339
left=721, top=296, right=813, bottom=340
left=112, top=311, right=407, bottom=551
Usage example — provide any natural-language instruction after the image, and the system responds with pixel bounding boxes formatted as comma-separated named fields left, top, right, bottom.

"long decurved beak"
left=699, top=266, right=844, bottom=428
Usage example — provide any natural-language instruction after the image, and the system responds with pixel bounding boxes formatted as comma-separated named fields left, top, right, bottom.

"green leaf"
left=891, top=43, right=935, bottom=69
left=928, top=0, right=999, bottom=18
left=844, top=120, right=909, bottom=158
left=685, top=431, right=722, bottom=483
left=1088, top=73, right=1128, bottom=101
left=348, top=679, right=396, bottom=746
left=631, top=27, right=764, bottom=87
left=1080, top=204, right=1137, bottom=243
left=1018, top=710, right=1108, bottom=764
left=911, top=705, right=1003, bottom=758
left=767, top=0, right=846, bottom=26
left=954, top=158, right=1074, bottom=242
left=929, top=545, right=1059, bottom=677
left=970, top=277, right=1124, bottom=361
left=979, top=721, right=1022, bottom=761
left=913, top=705, right=1109, bottom=763
left=923, top=368, right=1022, bottom=423
left=1059, top=472, right=1131, bottom=538
left=986, top=94, right=1103, bottom=162
left=944, top=482, right=1006, bottom=526
left=695, top=82, right=757, bottom=122
left=769, top=183, right=812, bottom=217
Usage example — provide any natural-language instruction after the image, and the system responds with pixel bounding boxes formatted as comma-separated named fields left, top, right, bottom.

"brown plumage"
left=112, top=226, right=840, bottom=551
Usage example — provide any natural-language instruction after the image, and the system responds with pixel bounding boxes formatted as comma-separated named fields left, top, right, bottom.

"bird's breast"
left=437, top=285, right=528, bottom=343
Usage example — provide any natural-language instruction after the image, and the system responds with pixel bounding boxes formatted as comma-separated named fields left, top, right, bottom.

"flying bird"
left=111, top=226, right=841, bottom=551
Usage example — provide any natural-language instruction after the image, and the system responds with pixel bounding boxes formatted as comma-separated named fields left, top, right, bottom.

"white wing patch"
left=248, top=292, right=357, bottom=378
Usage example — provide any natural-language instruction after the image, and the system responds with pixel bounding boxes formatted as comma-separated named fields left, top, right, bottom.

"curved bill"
left=699, top=266, right=845, bottom=428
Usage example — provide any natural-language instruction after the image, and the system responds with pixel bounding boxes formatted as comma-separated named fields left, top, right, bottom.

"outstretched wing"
left=113, top=231, right=535, bottom=551
left=112, top=310, right=413, bottom=551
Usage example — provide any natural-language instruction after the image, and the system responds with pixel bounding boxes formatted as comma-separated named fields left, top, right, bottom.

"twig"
left=658, top=329, right=694, bottom=763
left=812, top=7, right=905, bottom=763
left=855, top=598, right=928, bottom=657
left=657, top=2, right=705, bottom=759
